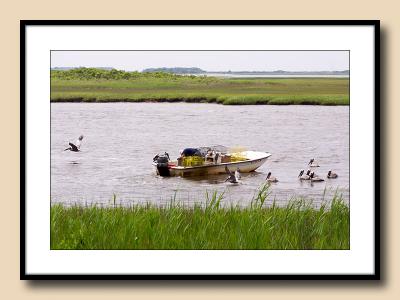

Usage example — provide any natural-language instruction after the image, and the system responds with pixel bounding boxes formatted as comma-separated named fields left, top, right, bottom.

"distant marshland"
left=51, top=68, right=349, bottom=105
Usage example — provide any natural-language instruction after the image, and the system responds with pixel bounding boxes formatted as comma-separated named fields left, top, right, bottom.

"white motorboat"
left=153, top=147, right=271, bottom=177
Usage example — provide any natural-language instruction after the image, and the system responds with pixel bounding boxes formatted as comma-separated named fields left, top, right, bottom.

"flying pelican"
left=308, top=158, right=320, bottom=167
left=310, top=171, right=324, bottom=182
left=298, top=169, right=311, bottom=180
left=64, top=135, right=84, bottom=152
left=266, top=172, right=278, bottom=182
left=327, top=170, right=338, bottom=179
left=225, top=166, right=239, bottom=184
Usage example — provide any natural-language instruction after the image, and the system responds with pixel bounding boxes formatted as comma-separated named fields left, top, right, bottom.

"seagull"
left=310, top=171, right=324, bottom=182
left=298, top=169, right=311, bottom=180
left=308, top=158, right=320, bottom=167
left=266, top=172, right=278, bottom=182
left=64, top=135, right=84, bottom=152
left=235, top=168, right=241, bottom=180
left=225, top=166, right=239, bottom=184
left=327, top=170, right=338, bottom=179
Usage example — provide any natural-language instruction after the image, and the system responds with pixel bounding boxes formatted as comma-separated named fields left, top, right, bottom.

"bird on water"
left=310, top=171, right=324, bottom=182
left=298, top=169, right=311, bottom=180
left=235, top=168, right=241, bottom=180
left=308, top=158, right=320, bottom=167
left=225, top=166, right=239, bottom=184
left=327, top=170, right=338, bottom=179
left=266, top=172, right=278, bottom=182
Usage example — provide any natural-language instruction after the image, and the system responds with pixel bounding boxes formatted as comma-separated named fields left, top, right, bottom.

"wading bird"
left=64, top=135, right=84, bottom=152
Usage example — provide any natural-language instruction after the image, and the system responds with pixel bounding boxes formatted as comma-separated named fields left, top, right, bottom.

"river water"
left=51, top=103, right=349, bottom=208
left=192, top=73, right=349, bottom=78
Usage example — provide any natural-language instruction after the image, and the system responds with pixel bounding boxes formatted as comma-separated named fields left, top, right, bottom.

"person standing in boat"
left=180, top=148, right=202, bottom=157
left=178, top=148, right=202, bottom=166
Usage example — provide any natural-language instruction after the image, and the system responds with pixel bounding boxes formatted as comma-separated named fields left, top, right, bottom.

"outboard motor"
left=153, top=152, right=170, bottom=177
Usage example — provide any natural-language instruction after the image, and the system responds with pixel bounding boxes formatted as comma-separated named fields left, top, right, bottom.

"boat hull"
left=153, top=151, right=271, bottom=177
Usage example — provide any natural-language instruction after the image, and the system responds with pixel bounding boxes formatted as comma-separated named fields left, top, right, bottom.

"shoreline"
left=50, top=97, right=349, bottom=106
left=51, top=70, right=349, bottom=106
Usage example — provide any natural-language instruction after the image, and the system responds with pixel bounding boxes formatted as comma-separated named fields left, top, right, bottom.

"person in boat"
left=180, top=148, right=202, bottom=157
left=178, top=148, right=203, bottom=166
left=205, top=149, right=215, bottom=162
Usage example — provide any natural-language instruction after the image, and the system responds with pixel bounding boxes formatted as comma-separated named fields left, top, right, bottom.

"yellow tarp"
left=183, top=156, right=204, bottom=167
left=230, top=152, right=247, bottom=162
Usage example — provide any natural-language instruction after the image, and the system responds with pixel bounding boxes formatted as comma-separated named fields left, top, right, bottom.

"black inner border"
left=20, top=20, right=380, bottom=280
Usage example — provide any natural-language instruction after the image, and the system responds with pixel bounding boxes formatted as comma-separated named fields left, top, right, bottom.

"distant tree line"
left=51, top=67, right=349, bottom=81
left=51, top=67, right=183, bottom=80
left=143, top=67, right=206, bottom=74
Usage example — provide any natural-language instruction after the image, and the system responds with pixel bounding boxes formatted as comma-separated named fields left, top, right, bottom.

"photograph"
left=50, top=50, right=350, bottom=251
left=22, top=21, right=378, bottom=278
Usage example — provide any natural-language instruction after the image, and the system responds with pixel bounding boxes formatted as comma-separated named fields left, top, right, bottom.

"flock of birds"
left=224, top=158, right=338, bottom=184
left=297, top=158, right=338, bottom=182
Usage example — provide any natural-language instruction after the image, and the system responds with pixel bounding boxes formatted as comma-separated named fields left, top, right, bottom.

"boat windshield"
left=197, top=145, right=228, bottom=156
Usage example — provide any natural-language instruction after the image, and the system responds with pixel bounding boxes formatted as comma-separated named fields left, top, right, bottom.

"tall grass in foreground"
left=51, top=186, right=349, bottom=250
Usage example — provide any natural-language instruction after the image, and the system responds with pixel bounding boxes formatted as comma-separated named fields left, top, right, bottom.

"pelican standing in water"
left=225, top=166, right=239, bottom=184
left=64, top=135, right=84, bottom=152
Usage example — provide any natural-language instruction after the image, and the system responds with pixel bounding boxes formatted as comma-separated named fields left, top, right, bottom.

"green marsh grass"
left=51, top=68, right=349, bottom=105
left=51, top=185, right=349, bottom=250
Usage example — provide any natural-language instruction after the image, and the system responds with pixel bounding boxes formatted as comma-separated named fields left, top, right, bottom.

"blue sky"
left=51, top=51, right=349, bottom=72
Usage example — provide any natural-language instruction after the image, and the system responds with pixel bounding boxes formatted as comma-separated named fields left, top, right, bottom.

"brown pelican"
left=298, top=169, right=311, bottom=180
left=327, top=170, right=338, bottom=178
left=235, top=168, right=241, bottom=180
left=225, top=166, right=239, bottom=184
left=308, top=158, right=320, bottom=167
left=266, top=172, right=278, bottom=182
left=310, top=171, right=324, bottom=182
left=64, top=135, right=84, bottom=152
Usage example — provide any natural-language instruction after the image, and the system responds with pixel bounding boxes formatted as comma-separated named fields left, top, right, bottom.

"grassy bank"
left=51, top=68, right=349, bottom=105
left=51, top=188, right=349, bottom=250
